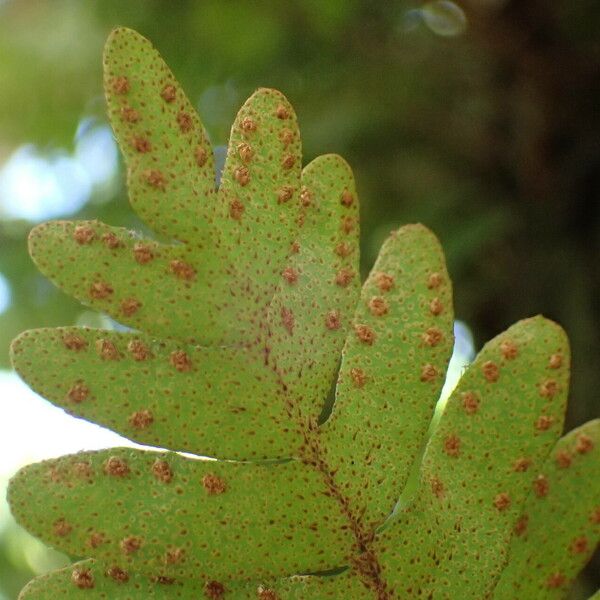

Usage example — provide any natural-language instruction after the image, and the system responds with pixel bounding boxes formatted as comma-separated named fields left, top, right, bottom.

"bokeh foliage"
left=0, top=0, right=598, bottom=597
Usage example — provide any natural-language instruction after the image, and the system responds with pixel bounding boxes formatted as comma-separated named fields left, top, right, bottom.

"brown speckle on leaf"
left=355, top=324, right=375, bottom=345
left=204, top=580, right=226, bottom=599
left=73, top=461, right=93, bottom=478
left=281, top=307, right=294, bottom=335
left=120, top=105, right=140, bottom=123
left=102, top=231, right=122, bottom=249
left=53, top=518, right=72, bottom=537
left=277, top=185, right=294, bottom=203
left=279, top=128, right=293, bottom=145
left=160, top=84, right=176, bottom=103
left=374, top=271, right=394, bottom=292
left=275, top=104, right=289, bottom=119
left=111, top=76, right=129, bottom=94
left=590, top=507, right=600, bottom=524
left=120, top=536, right=142, bottom=555
left=121, top=297, right=142, bottom=317
left=575, top=433, right=594, bottom=454
left=258, top=586, right=280, bottom=600
left=325, top=310, right=341, bottom=330
left=241, top=117, right=257, bottom=133
left=164, top=547, right=185, bottom=564
left=46, top=467, right=62, bottom=483
left=195, top=146, right=208, bottom=167
left=71, top=568, right=94, bottom=589
left=341, top=215, right=355, bottom=234
left=539, top=379, right=559, bottom=398
left=368, top=297, right=388, bottom=316
left=500, top=339, right=518, bottom=359
left=128, top=339, right=151, bottom=360
left=170, top=259, right=196, bottom=281
left=89, top=281, right=113, bottom=300
left=340, top=189, right=354, bottom=207
left=104, top=456, right=129, bottom=477
left=299, top=187, right=313, bottom=207
left=514, top=515, right=528, bottom=536
left=429, top=297, right=443, bottom=316
left=133, top=243, right=154, bottom=264
left=350, top=367, right=367, bottom=388
left=422, top=327, right=443, bottom=347
left=152, top=459, right=173, bottom=483
left=237, top=142, right=254, bottom=162
left=170, top=350, right=192, bottom=372
left=290, top=241, right=300, bottom=253
left=129, top=409, right=154, bottom=429
left=461, top=391, right=479, bottom=414
left=549, top=353, right=563, bottom=369
left=234, top=166, right=250, bottom=186
left=535, top=415, right=554, bottom=431
left=132, top=136, right=152, bottom=153
left=545, top=572, right=566, bottom=589
left=335, top=268, right=354, bottom=287
left=73, top=225, right=95, bottom=244
left=202, top=473, right=227, bottom=495
left=62, top=333, right=87, bottom=351
left=95, top=338, right=119, bottom=361
left=281, top=154, right=296, bottom=169
left=513, top=457, right=532, bottom=472
left=143, top=169, right=166, bottom=190
left=443, top=435, right=460, bottom=457
left=282, top=266, right=298, bottom=284
left=493, top=492, right=511, bottom=511
left=67, top=382, right=89, bottom=404
left=229, top=199, right=244, bottom=220
left=427, top=272, right=443, bottom=289
left=96, top=338, right=120, bottom=360
left=334, top=242, right=352, bottom=257
left=152, top=575, right=175, bottom=585
left=533, top=474, right=549, bottom=497
left=569, top=536, right=589, bottom=554
left=482, top=361, right=499, bottom=382
left=106, top=566, right=129, bottom=583
left=420, top=363, right=438, bottom=382
left=555, top=450, right=572, bottom=468
left=177, top=111, right=193, bottom=133
left=430, top=476, right=445, bottom=499
left=88, top=532, right=105, bottom=548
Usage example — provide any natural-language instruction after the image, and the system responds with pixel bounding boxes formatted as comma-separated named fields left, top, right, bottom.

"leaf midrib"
left=265, top=337, right=392, bottom=599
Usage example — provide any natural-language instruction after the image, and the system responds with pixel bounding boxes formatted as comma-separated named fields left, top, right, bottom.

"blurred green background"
left=0, top=0, right=597, bottom=597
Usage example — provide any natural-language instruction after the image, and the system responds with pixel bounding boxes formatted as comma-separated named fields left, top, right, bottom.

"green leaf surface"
left=28, top=220, right=231, bottom=345
left=18, top=560, right=210, bottom=600
left=19, top=560, right=365, bottom=599
left=266, top=154, right=360, bottom=418
left=320, top=224, right=454, bottom=526
left=8, top=449, right=353, bottom=581
left=216, top=86, right=303, bottom=337
left=376, top=316, right=570, bottom=599
left=104, top=27, right=216, bottom=246
left=10, top=327, right=298, bottom=460
left=493, top=420, right=600, bottom=599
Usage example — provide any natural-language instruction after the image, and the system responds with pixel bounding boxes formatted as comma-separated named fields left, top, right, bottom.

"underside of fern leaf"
left=7, top=27, right=599, bottom=600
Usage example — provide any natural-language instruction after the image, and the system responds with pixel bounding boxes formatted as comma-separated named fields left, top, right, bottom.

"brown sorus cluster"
left=170, top=349, right=193, bottom=372
left=202, top=473, right=227, bottom=495
left=152, top=459, right=173, bottom=483
left=104, top=456, right=130, bottom=477
left=71, top=568, right=94, bottom=589
left=129, top=409, right=154, bottom=429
